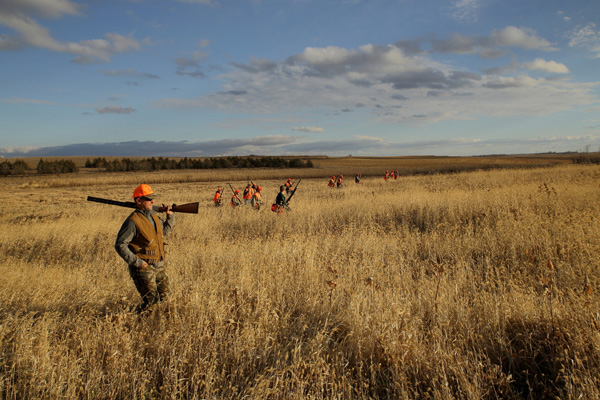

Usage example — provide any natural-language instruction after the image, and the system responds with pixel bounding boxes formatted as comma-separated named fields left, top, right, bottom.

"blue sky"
left=1, top=0, right=599, bottom=157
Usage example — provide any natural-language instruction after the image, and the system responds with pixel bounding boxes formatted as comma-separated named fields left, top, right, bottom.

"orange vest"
left=252, top=192, right=261, bottom=207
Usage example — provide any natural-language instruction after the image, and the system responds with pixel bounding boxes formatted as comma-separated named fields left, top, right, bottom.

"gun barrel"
left=287, top=179, right=302, bottom=203
left=87, top=196, right=199, bottom=214
left=87, top=196, right=135, bottom=208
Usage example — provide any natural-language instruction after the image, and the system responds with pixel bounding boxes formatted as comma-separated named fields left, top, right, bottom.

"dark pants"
left=128, top=263, right=169, bottom=312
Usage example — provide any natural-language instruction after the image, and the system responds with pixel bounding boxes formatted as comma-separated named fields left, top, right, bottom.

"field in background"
left=1, top=162, right=599, bottom=399
left=0, top=153, right=577, bottom=190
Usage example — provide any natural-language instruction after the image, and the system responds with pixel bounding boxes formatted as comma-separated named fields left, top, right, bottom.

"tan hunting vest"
left=127, top=211, right=165, bottom=264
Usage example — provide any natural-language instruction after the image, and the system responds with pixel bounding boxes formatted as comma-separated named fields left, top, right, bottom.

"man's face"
left=136, top=196, right=154, bottom=210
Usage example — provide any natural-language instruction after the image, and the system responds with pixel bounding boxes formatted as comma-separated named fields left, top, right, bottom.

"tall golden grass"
left=1, top=164, right=599, bottom=399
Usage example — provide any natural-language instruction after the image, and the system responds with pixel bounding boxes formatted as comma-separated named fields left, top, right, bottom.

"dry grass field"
left=1, top=160, right=599, bottom=399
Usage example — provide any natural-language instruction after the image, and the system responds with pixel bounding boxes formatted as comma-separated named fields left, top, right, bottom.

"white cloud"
left=0, top=145, right=40, bottom=154
left=105, top=33, right=140, bottom=53
left=568, top=23, right=600, bottom=58
left=0, top=1, right=141, bottom=62
left=175, top=49, right=210, bottom=77
left=452, top=0, right=478, bottom=23
left=292, top=126, right=325, bottom=133
left=354, top=135, right=384, bottom=142
left=523, top=58, right=569, bottom=74
left=483, top=75, right=539, bottom=89
left=156, top=37, right=596, bottom=126
left=490, top=26, right=557, bottom=51
left=432, top=26, right=557, bottom=57
left=0, top=0, right=80, bottom=18
left=557, top=11, right=571, bottom=22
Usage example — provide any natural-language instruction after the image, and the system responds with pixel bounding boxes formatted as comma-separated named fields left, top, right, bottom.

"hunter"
left=115, top=184, right=174, bottom=313
left=328, top=176, right=336, bottom=188
left=272, top=185, right=288, bottom=213
left=213, top=187, right=223, bottom=206
left=285, top=178, right=293, bottom=194
left=231, top=189, right=242, bottom=208
left=251, top=186, right=263, bottom=209
left=243, top=183, right=254, bottom=205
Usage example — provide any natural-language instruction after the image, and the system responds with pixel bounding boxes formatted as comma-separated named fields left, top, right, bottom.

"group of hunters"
left=328, top=173, right=364, bottom=188
left=213, top=182, right=263, bottom=209
left=114, top=171, right=399, bottom=312
left=212, top=178, right=297, bottom=211
left=384, top=170, right=399, bottom=181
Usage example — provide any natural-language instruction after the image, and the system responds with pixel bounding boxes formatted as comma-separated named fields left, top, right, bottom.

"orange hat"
left=235, top=189, right=241, bottom=193
left=340, top=175, right=343, bottom=177
left=332, top=175, right=335, bottom=179
left=257, top=186, right=262, bottom=191
left=287, top=178, right=292, bottom=181
left=217, top=187, right=222, bottom=191
left=133, top=184, right=155, bottom=199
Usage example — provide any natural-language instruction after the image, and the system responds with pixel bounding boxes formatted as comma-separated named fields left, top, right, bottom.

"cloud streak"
left=100, top=69, right=160, bottom=79
left=431, top=26, right=557, bottom=57
left=292, top=126, right=325, bottom=133
left=96, top=106, right=136, bottom=114
left=0, top=0, right=141, bottom=63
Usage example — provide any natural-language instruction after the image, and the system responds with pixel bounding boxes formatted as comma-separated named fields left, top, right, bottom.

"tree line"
left=1, top=159, right=80, bottom=176
left=0, top=159, right=29, bottom=176
left=1, top=156, right=313, bottom=176
left=85, top=156, right=314, bottom=172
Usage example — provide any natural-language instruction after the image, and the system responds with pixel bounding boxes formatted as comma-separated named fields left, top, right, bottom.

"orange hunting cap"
left=257, top=186, right=262, bottom=190
left=235, top=189, right=241, bottom=193
left=133, top=184, right=155, bottom=199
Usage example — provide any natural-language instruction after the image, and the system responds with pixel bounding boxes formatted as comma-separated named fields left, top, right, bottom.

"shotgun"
left=227, top=183, right=236, bottom=195
left=286, top=179, right=301, bottom=203
left=87, top=196, right=199, bottom=214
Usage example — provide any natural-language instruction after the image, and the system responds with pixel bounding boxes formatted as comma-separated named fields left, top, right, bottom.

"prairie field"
left=1, top=162, right=599, bottom=399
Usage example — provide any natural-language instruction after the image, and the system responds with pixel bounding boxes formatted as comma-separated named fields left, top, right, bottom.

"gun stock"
left=156, top=202, right=199, bottom=214
left=87, top=196, right=199, bottom=214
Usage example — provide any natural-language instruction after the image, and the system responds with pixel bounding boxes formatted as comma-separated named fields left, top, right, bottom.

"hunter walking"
left=115, top=184, right=174, bottom=313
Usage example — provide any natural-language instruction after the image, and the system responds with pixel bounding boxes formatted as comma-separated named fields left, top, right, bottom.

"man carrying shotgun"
left=115, top=184, right=175, bottom=313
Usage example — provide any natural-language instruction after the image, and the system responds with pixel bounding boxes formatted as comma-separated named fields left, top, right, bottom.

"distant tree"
left=12, top=160, right=29, bottom=174
left=0, top=161, right=11, bottom=176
